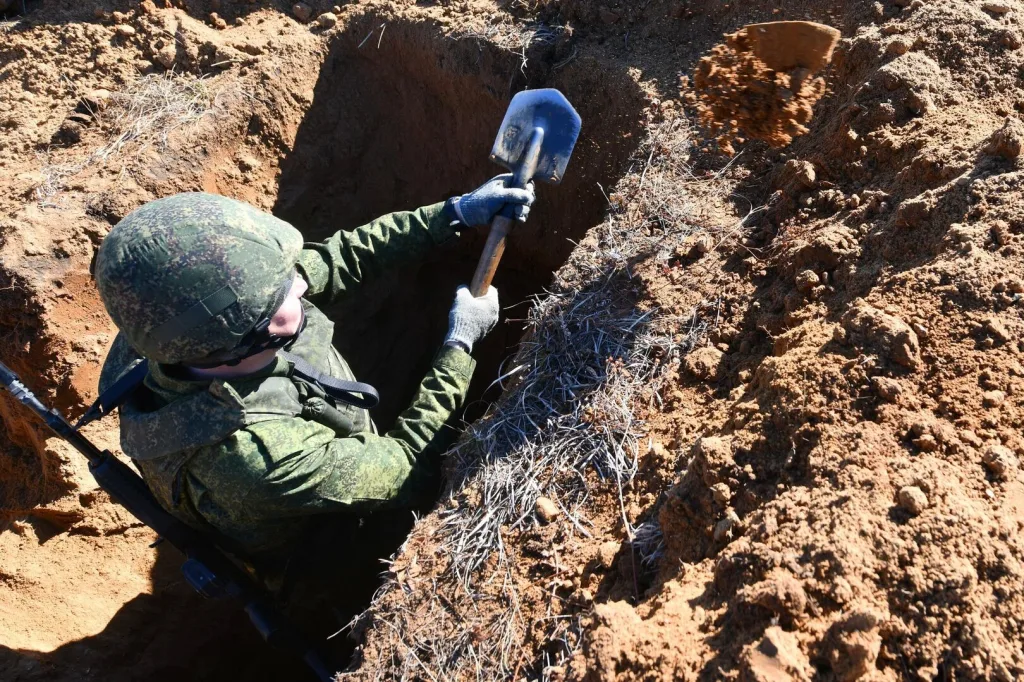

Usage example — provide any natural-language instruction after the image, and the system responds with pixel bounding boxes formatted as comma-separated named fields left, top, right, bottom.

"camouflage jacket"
left=99, top=202, right=474, bottom=556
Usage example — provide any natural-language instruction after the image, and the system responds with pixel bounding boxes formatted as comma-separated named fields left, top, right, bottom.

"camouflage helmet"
left=95, top=192, right=304, bottom=365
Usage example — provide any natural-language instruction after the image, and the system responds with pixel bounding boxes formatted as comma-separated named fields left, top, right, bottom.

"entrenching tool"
left=744, top=21, right=841, bottom=73
left=470, top=89, right=582, bottom=297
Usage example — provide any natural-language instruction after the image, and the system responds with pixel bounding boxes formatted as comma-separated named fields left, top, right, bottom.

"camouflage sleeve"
left=295, top=202, right=461, bottom=306
left=239, top=345, right=475, bottom=517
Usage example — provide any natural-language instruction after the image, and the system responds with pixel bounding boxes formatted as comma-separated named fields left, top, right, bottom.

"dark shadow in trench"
left=0, top=13, right=646, bottom=682
left=0, top=538, right=331, bottom=682
left=272, top=14, right=648, bottom=427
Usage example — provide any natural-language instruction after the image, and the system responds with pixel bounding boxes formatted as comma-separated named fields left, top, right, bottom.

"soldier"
left=93, top=177, right=534, bottom=575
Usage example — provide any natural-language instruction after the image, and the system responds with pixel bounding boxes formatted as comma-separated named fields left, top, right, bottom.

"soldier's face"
left=267, top=275, right=308, bottom=337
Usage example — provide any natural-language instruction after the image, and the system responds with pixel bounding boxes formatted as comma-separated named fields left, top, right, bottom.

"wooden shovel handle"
left=470, top=214, right=514, bottom=297
left=469, top=126, right=545, bottom=298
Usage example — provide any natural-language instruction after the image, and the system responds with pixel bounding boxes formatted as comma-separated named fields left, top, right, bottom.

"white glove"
left=445, top=286, right=499, bottom=353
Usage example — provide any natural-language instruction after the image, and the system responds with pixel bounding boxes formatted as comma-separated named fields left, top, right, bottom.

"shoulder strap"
left=77, top=350, right=380, bottom=429
left=75, top=359, right=150, bottom=430
left=280, top=351, right=379, bottom=410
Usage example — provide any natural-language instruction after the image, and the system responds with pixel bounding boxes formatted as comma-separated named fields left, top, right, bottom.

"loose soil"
left=2, top=0, right=1024, bottom=681
left=688, top=24, right=833, bottom=155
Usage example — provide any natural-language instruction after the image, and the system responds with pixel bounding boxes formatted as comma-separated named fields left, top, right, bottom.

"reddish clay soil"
left=688, top=25, right=833, bottom=155
left=3, top=1, right=1024, bottom=681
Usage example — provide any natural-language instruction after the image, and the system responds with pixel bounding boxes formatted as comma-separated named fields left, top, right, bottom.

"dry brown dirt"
left=687, top=24, right=834, bottom=155
left=3, top=0, right=1024, bottom=681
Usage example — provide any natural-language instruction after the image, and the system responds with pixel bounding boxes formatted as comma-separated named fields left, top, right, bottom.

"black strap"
left=280, top=351, right=379, bottom=410
left=75, top=351, right=378, bottom=430
left=148, top=285, right=239, bottom=345
left=75, top=359, right=150, bottom=430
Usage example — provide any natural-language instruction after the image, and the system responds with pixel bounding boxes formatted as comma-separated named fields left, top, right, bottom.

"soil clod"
left=897, top=485, right=929, bottom=515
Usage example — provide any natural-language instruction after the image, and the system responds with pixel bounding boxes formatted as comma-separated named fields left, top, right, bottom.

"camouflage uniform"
left=98, top=194, right=473, bottom=557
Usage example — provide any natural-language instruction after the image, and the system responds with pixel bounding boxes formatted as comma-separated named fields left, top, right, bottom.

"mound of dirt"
left=688, top=25, right=833, bottom=155
left=5, top=0, right=1024, bottom=681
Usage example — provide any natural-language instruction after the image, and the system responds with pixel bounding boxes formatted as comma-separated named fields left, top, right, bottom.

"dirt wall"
left=275, top=13, right=646, bottom=424
left=4, top=0, right=1024, bottom=681
left=1, top=1, right=646, bottom=679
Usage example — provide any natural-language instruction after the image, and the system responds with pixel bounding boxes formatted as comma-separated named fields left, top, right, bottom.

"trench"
left=212, top=16, right=649, bottom=672
left=0, top=15, right=646, bottom=682
left=274, top=18, right=646, bottom=429
left=262, top=19, right=646, bottom=675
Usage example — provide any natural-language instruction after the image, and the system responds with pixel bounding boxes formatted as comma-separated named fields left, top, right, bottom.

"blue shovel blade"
left=489, top=89, right=582, bottom=185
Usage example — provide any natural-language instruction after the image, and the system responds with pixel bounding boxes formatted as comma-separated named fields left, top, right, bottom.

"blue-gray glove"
left=453, top=174, right=536, bottom=227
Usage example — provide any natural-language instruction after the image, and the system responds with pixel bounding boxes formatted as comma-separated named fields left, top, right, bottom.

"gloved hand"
left=453, top=174, right=536, bottom=227
left=444, top=285, right=499, bottom=353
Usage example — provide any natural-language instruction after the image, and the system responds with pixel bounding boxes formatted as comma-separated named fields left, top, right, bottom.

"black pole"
left=0, top=361, right=105, bottom=465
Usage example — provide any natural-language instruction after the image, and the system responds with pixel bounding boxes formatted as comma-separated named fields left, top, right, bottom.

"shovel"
left=470, top=89, right=582, bottom=297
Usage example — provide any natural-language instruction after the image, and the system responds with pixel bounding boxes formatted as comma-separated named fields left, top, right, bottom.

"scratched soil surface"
left=3, top=1, right=1024, bottom=681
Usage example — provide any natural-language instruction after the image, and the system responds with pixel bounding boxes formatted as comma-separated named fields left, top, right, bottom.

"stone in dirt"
left=535, top=496, right=559, bottom=523
left=895, top=194, right=933, bottom=229
left=982, top=390, right=1006, bottom=407
left=990, top=220, right=1013, bottom=247
left=714, top=509, right=741, bottom=542
left=792, top=224, right=859, bottom=271
left=983, top=1, right=1014, bottom=14
left=914, top=434, right=938, bottom=452
left=783, top=159, right=817, bottom=190
left=871, top=376, right=903, bottom=402
left=53, top=119, right=84, bottom=146
left=983, top=444, right=1018, bottom=480
left=986, top=117, right=1024, bottom=161
left=823, top=611, right=882, bottom=682
left=292, top=2, right=313, bottom=23
left=711, top=482, right=732, bottom=506
left=154, top=44, right=176, bottom=69
left=997, top=27, right=1023, bottom=49
left=795, top=269, right=820, bottom=294
left=79, top=89, right=112, bottom=115
left=897, top=485, right=929, bottom=515
left=738, top=571, right=808, bottom=621
left=886, top=36, right=913, bottom=56
left=984, top=317, right=1012, bottom=344
left=876, top=52, right=941, bottom=93
left=236, top=155, right=261, bottom=172
left=739, top=626, right=812, bottom=682
left=690, top=234, right=714, bottom=257
left=317, top=12, right=338, bottom=29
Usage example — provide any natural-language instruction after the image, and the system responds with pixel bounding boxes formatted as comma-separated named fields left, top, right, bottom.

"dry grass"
left=353, top=113, right=750, bottom=682
left=440, top=281, right=714, bottom=586
left=435, top=118, right=736, bottom=589
left=36, top=72, right=234, bottom=200
left=459, top=16, right=568, bottom=78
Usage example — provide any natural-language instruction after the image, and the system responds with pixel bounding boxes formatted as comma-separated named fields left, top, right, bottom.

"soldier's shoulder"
left=99, top=333, right=143, bottom=393
left=188, top=417, right=336, bottom=492
left=242, top=416, right=336, bottom=460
